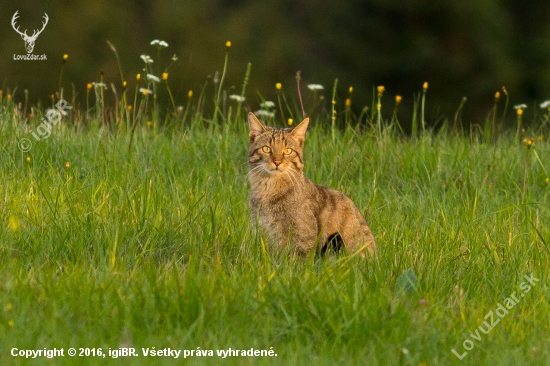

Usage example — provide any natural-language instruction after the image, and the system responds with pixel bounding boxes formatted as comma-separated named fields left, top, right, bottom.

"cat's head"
left=247, top=112, right=309, bottom=176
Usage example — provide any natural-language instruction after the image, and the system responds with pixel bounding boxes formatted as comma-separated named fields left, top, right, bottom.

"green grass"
left=1, top=112, right=549, bottom=365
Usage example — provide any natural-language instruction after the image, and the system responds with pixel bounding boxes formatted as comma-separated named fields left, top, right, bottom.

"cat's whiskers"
left=246, top=165, right=267, bottom=180
left=284, top=167, right=303, bottom=194
left=283, top=170, right=297, bottom=192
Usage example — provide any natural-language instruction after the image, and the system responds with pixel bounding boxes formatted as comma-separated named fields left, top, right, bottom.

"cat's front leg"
left=288, top=218, right=319, bottom=257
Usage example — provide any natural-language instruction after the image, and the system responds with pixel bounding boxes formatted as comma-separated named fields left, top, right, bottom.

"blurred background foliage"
left=2, top=0, right=550, bottom=127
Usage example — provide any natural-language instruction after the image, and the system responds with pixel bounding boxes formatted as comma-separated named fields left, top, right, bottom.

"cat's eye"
left=283, top=148, right=293, bottom=155
left=261, top=146, right=271, bottom=153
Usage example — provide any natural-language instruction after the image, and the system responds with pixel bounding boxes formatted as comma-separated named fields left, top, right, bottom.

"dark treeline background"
left=2, top=0, right=550, bottom=127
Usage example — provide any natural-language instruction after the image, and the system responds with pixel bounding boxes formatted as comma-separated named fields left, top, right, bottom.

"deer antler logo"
left=11, top=11, right=49, bottom=54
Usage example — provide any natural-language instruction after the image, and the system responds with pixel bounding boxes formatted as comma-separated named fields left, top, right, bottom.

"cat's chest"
left=251, top=188, right=297, bottom=209
left=252, top=192, right=300, bottom=232
left=251, top=178, right=298, bottom=201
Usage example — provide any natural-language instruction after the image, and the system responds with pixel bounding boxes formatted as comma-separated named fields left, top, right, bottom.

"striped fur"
left=247, top=112, right=376, bottom=258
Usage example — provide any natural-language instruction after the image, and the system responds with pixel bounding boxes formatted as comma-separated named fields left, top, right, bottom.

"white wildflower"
left=151, top=39, right=168, bottom=47
left=140, top=54, right=154, bottom=64
left=255, top=110, right=275, bottom=118
left=540, top=100, right=550, bottom=109
left=139, top=88, right=153, bottom=95
left=146, top=74, right=160, bottom=83
left=260, top=101, right=275, bottom=108
left=229, top=94, right=246, bottom=102
left=172, top=54, right=178, bottom=61
left=514, top=104, right=527, bottom=110
left=307, top=84, right=324, bottom=91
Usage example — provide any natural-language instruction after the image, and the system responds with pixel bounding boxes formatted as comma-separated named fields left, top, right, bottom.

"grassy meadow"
left=1, top=47, right=550, bottom=365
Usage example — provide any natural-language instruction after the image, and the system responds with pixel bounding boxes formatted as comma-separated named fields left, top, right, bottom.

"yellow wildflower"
left=162, top=72, right=168, bottom=81
left=225, top=41, right=232, bottom=49
left=523, top=137, right=535, bottom=148
left=276, top=83, right=282, bottom=90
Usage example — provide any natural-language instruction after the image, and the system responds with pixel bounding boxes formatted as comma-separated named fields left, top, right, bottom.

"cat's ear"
left=248, top=112, right=267, bottom=142
left=290, top=117, right=310, bottom=142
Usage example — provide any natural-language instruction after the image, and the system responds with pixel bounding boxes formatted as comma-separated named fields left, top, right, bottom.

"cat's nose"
left=273, top=160, right=282, bottom=166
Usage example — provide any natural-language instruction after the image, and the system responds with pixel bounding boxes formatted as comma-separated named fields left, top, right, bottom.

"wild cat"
left=247, top=112, right=376, bottom=258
